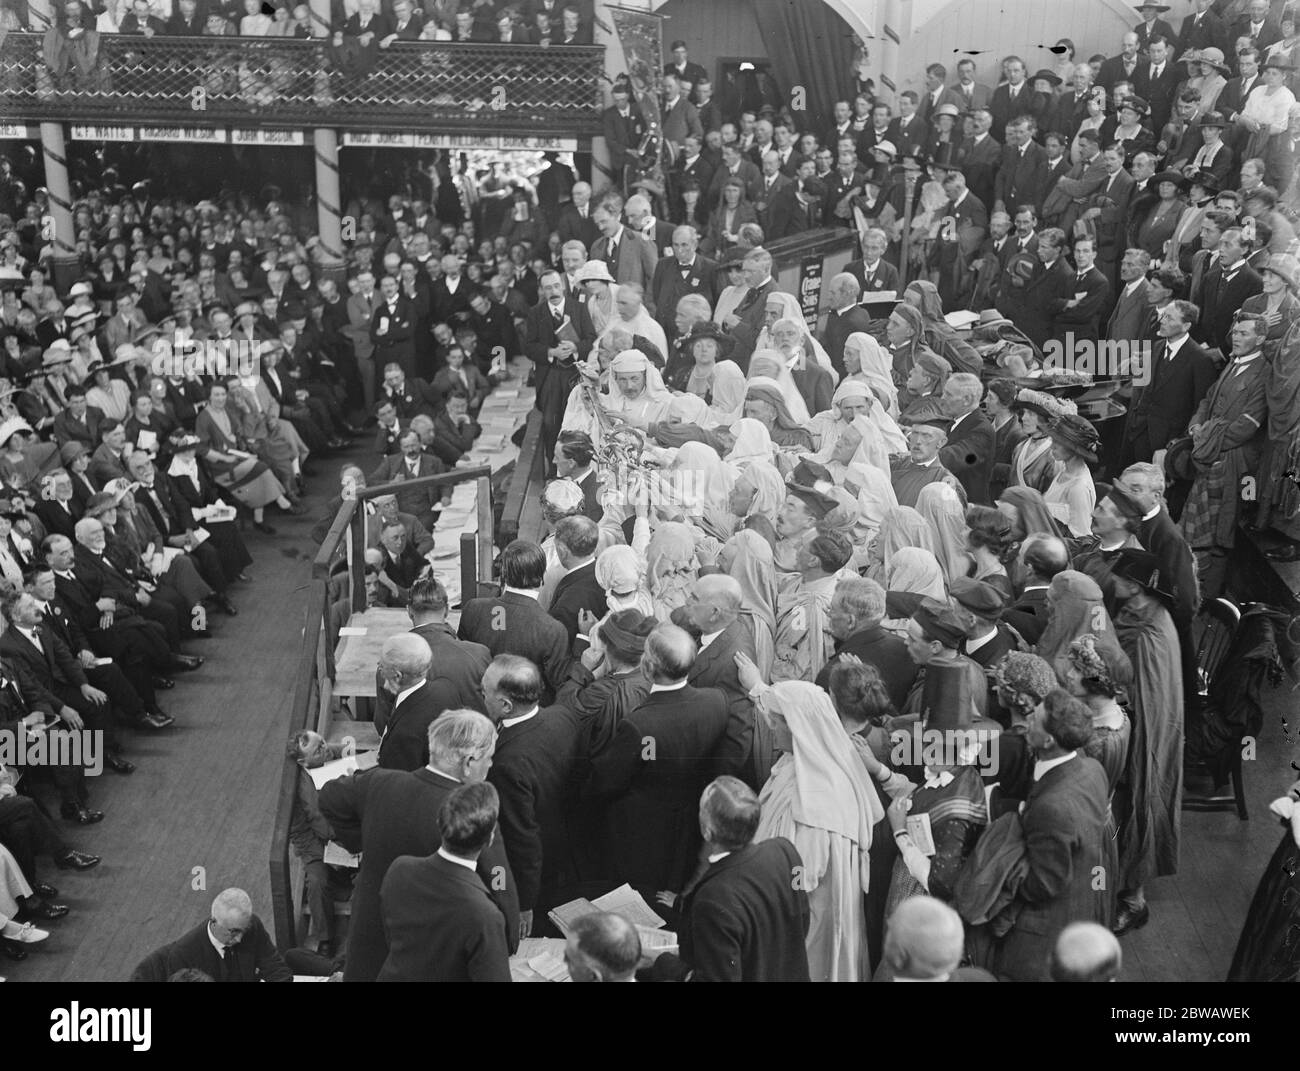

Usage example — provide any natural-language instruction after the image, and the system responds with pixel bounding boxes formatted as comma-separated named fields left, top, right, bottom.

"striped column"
left=28, top=0, right=79, bottom=291
left=309, top=0, right=345, bottom=283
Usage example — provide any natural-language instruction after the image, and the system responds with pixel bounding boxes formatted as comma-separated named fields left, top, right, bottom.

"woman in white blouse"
left=1043, top=414, right=1100, bottom=538
left=1239, top=58, right=1298, bottom=166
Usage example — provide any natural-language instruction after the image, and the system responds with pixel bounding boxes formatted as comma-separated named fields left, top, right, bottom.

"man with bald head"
left=1051, top=921, right=1122, bottom=981
left=566, top=911, right=641, bottom=981
left=878, top=896, right=995, bottom=981
left=482, top=654, right=583, bottom=931
left=375, top=633, right=439, bottom=771
left=676, top=574, right=761, bottom=787
left=820, top=271, right=873, bottom=380
left=586, top=623, right=731, bottom=892
left=1002, top=533, right=1070, bottom=644
left=132, top=887, right=290, bottom=981
left=651, top=224, right=718, bottom=343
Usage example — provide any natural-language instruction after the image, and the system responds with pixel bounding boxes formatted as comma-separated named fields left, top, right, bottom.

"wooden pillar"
left=28, top=0, right=79, bottom=292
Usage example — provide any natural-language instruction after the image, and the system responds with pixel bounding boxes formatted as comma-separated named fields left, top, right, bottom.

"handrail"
left=0, top=32, right=605, bottom=131
left=268, top=576, right=328, bottom=952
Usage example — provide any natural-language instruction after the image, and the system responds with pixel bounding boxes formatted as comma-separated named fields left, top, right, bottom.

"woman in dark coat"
left=1228, top=778, right=1300, bottom=981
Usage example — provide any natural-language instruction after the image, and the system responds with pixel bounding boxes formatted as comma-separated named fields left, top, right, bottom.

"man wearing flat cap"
left=891, top=415, right=956, bottom=508
left=897, top=598, right=989, bottom=720
left=949, top=576, right=1016, bottom=723
left=773, top=481, right=839, bottom=572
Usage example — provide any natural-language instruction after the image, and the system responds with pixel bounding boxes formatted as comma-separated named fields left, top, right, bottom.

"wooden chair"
left=1182, top=597, right=1247, bottom=819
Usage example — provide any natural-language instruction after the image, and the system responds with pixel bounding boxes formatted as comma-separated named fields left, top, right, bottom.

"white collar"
left=502, top=586, right=540, bottom=600
left=1232, top=351, right=1262, bottom=372
left=501, top=705, right=540, bottom=730
left=207, top=923, right=230, bottom=958
left=15, top=624, right=40, bottom=644
left=699, top=628, right=725, bottom=650
left=1124, top=277, right=1144, bottom=296
left=436, top=846, right=477, bottom=872
left=914, top=455, right=939, bottom=468
left=1098, top=535, right=1130, bottom=551
left=965, top=626, right=998, bottom=654
left=650, top=679, right=689, bottom=693
left=1033, top=750, right=1077, bottom=782
left=393, top=681, right=423, bottom=708
left=563, top=556, right=595, bottom=576
left=923, top=769, right=955, bottom=789
left=707, top=850, right=731, bottom=863
left=1165, top=332, right=1189, bottom=356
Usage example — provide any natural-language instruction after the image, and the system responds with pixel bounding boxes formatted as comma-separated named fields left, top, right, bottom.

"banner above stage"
left=69, top=125, right=307, bottom=146
left=339, top=132, right=579, bottom=151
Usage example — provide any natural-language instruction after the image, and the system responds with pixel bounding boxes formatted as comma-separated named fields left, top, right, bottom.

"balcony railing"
left=0, top=32, right=605, bottom=132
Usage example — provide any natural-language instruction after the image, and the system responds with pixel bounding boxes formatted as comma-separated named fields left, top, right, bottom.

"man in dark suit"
left=660, top=73, right=703, bottom=153
left=993, top=118, right=1048, bottom=217
left=378, top=782, right=512, bottom=981
left=368, top=429, right=446, bottom=529
left=555, top=181, right=601, bottom=251
left=589, top=205, right=658, bottom=295
left=846, top=228, right=902, bottom=299
left=1217, top=47, right=1263, bottom=121
left=131, top=888, right=290, bottom=982
left=1196, top=225, right=1263, bottom=351
left=50, top=386, right=104, bottom=450
left=989, top=58, right=1033, bottom=143
left=663, top=40, right=707, bottom=98
left=375, top=634, right=443, bottom=772
left=1121, top=298, right=1218, bottom=465
left=1086, top=149, right=1138, bottom=284
left=931, top=166, right=989, bottom=312
left=523, top=269, right=596, bottom=471
left=481, top=655, right=582, bottom=926
left=765, top=167, right=824, bottom=240
left=370, top=275, right=417, bottom=380
left=458, top=540, right=571, bottom=705
left=996, top=693, right=1111, bottom=981
left=1002, top=535, right=1068, bottom=644
left=1106, top=248, right=1152, bottom=341
left=675, top=575, right=760, bottom=787
left=554, top=430, right=602, bottom=521
left=548, top=515, right=607, bottom=648
left=753, top=151, right=793, bottom=231
left=585, top=624, right=730, bottom=893
left=429, top=254, right=476, bottom=327
left=938, top=373, right=997, bottom=504
left=707, top=143, right=763, bottom=208
left=319, top=710, right=520, bottom=982
left=1052, top=72, right=1095, bottom=142
left=820, top=273, right=874, bottom=381
left=669, top=777, right=811, bottom=982
left=816, top=576, right=917, bottom=709
left=1181, top=0, right=1229, bottom=54
left=720, top=247, right=777, bottom=369
left=1231, top=0, right=1283, bottom=57
left=1020, top=228, right=1075, bottom=351
left=651, top=226, right=717, bottom=344
left=672, top=135, right=716, bottom=221
left=1133, top=35, right=1181, bottom=134
left=1043, top=130, right=1108, bottom=236
left=88, top=421, right=132, bottom=489
left=1099, top=31, right=1144, bottom=91
left=602, top=84, right=645, bottom=193
left=1049, top=234, right=1112, bottom=347
left=950, top=577, right=1017, bottom=718
left=889, top=92, right=930, bottom=159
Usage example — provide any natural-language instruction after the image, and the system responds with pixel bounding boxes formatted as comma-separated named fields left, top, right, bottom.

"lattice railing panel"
left=0, top=32, right=604, bottom=131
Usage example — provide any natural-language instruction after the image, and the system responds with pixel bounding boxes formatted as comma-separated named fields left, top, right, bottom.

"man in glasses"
left=130, top=887, right=290, bottom=981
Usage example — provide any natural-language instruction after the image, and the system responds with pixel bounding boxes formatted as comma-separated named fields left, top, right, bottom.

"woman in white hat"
left=573, top=259, right=616, bottom=336
left=1241, top=252, right=1300, bottom=354
left=85, top=351, right=133, bottom=422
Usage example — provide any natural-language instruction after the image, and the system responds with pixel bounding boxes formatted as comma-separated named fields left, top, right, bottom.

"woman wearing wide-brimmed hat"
left=1181, top=47, right=1230, bottom=114
left=1044, top=412, right=1100, bottom=536
left=1241, top=252, right=1300, bottom=354
left=1008, top=388, right=1069, bottom=495
left=1110, top=94, right=1156, bottom=168
left=1131, top=169, right=1189, bottom=259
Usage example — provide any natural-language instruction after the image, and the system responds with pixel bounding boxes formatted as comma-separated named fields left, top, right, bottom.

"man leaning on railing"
left=42, top=1, right=111, bottom=94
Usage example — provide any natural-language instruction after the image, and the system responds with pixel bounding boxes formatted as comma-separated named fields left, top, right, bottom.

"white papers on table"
left=527, top=948, right=571, bottom=982
left=322, top=840, right=361, bottom=867
left=293, top=975, right=329, bottom=982
left=636, top=926, right=679, bottom=954
left=308, top=755, right=358, bottom=789
left=592, top=883, right=667, bottom=929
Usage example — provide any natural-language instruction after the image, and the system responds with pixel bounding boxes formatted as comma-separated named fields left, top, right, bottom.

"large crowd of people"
left=1, top=0, right=1299, bottom=984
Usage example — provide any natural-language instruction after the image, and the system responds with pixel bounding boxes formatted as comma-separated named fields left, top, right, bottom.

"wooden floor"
left=8, top=439, right=1299, bottom=980
left=9, top=454, right=334, bottom=982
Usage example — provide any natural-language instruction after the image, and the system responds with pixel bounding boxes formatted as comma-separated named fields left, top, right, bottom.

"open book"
left=547, top=883, right=667, bottom=937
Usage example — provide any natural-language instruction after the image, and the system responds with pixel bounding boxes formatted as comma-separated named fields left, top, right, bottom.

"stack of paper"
left=548, top=884, right=668, bottom=937
left=307, top=755, right=358, bottom=789
left=322, top=841, right=361, bottom=868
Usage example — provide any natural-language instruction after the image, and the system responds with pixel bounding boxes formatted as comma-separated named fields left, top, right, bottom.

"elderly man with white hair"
left=599, top=283, right=669, bottom=365
left=808, top=378, right=906, bottom=458
left=375, top=632, right=438, bottom=772
left=602, top=349, right=674, bottom=430
left=130, top=886, right=291, bottom=981
left=876, top=895, right=996, bottom=981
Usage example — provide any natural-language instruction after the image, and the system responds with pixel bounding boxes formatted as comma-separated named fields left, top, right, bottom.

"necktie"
left=28, top=627, right=42, bottom=654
